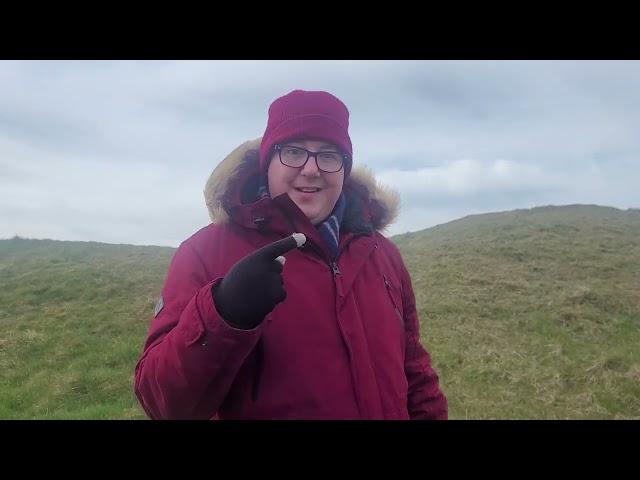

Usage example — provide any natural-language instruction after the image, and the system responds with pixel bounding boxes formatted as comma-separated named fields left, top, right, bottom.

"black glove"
left=212, top=233, right=306, bottom=329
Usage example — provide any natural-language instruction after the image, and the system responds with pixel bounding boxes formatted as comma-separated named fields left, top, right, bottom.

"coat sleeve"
left=134, top=239, right=264, bottom=420
left=384, top=239, right=448, bottom=420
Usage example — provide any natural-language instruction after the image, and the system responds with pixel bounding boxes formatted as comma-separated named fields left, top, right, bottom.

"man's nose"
left=300, top=155, right=321, bottom=176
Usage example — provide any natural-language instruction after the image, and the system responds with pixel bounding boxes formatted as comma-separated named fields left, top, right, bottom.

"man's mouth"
left=294, top=187, right=322, bottom=193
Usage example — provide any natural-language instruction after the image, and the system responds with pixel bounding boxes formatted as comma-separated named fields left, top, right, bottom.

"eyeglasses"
left=274, top=144, right=348, bottom=173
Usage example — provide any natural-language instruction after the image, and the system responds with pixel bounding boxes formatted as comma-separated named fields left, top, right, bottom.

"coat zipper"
left=330, top=261, right=344, bottom=297
left=330, top=261, right=341, bottom=277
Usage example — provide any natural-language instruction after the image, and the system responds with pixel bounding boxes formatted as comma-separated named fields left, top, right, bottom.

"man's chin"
left=302, top=209, right=323, bottom=225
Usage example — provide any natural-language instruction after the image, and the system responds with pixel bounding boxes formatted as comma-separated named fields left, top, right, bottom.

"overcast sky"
left=1, top=60, right=639, bottom=247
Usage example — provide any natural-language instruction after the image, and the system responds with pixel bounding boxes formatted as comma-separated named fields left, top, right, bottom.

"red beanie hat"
left=259, top=90, right=353, bottom=175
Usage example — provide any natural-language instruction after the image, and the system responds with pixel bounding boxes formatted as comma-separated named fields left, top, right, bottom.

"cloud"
left=0, top=136, right=209, bottom=246
left=1, top=60, right=639, bottom=246
left=378, top=156, right=639, bottom=236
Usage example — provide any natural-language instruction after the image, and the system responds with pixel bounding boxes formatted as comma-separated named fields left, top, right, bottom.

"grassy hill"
left=393, top=204, right=640, bottom=419
left=1, top=204, right=639, bottom=419
left=0, top=239, right=174, bottom=419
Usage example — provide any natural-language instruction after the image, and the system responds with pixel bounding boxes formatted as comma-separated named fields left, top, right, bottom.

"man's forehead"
left=287, top=138, right=338, bottom=150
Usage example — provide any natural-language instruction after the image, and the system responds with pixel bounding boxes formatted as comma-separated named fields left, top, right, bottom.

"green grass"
left=1, top=204, right=639, bottom=419
left=0, top=239, right=174, bottom=419
left=393, top=205, right=640, bottom=419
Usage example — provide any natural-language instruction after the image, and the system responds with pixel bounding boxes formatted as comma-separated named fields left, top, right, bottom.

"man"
left=135, top=90, right=447, bottom=420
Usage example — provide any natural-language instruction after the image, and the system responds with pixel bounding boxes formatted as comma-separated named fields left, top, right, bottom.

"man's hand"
left=212, top=233, right=306, bottom=329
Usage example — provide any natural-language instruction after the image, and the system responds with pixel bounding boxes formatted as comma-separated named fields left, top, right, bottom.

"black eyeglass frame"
left=274, top=144, right=349, bottom=173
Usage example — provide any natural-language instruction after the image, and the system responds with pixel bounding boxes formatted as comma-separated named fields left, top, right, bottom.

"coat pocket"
left=383, top=274, right=404, bottom=327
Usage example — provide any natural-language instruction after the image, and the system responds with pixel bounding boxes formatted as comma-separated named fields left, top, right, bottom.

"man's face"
left=267, top=139, right=345, bottom=225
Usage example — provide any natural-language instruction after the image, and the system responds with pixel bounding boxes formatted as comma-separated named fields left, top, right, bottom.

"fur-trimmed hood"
left=204, top=138, right=399, bottom=232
